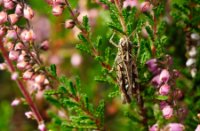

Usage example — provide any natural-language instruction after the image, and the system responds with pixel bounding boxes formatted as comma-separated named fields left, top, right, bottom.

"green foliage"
left=83, top=16, right=90, bottom=32
left=49, top=64, right=57, bottom=77
left=45, top=75, right=102, bottom=130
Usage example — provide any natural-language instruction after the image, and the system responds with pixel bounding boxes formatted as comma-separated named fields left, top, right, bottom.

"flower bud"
left=146, top=58, right=158, bottom=73
left=23, top=5, right=34, bottom=20
left=151, top=74, right=161, bottom=87
left=44, top=79, right=49, bottom=85
left=123, top=0, right=138, bottom=8
left=35, top=74, right=45, bottom=84
left=8, top=14, right=19, bottom=24
left=166, top=55, right=173, bottom=65
left=40, top=40, right=49, bottom=51
left=11, top=98, right=21, bottom=106
left=15, top=4, right=23, bottom=16
left=0, top=63, right=7, bottom=70
left=149, top=124, right=159, bottom=131
left=3, top=0, right=15, bottom=10
left=65, top=19, right=75, bottom=29
left=53, top=0, right=65, bottom=4
left=195, top=125, right=200, bottom=131
left=52, top=4, right=64, bottom=16
left=162, top=105, right=173, bottom=119
left=18, top=53, right=28, bottom=62
left=17, top=61, right=28, bottom=70
left=188, top=46, right=197, bottom=57
left=164, top=123, right=185, bottom=131
left=6, top=42, right=14, bottom=51
left=25, top=111, right=34, bottom=119
left=186, top=58, right=196, bottom=67
left=191, top=33, right=200, bottom=41
left=38, top=123, right=46, bottom=131
left=191, top=68, right=197, bottom=78
left=140, top=1, right=151, bottom=12
left=15, top=42, right=24, bottom=50
left=174, top=89, right=184, bottom=100
left=20, top=29, right=36, bottom=42
left=159, top=69, right=170, bottom=83
left=6, top=30, right=17, bottom=40
left=0, top=11, right=7, bottom=24
left=23, top=70, right=34, bottom=80
left=11, top=72, right=18, bottom=80
left=9, top=50, right=19, bottom=61
left=71, top=53, right=82, bottom=67
left=159, top=101, right=169, bottom=110
left=172, top=69, right=180, bottom=77
left=159, top=84, right=170, bottom=95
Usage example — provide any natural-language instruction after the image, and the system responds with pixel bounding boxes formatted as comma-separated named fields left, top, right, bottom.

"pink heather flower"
left=149, top=124, right=159, bottom=131
left=17, top=61, right=28, bottom=70
left=44, top=79, right=49, bottom=85
left=6, top=30, right=17, bottom=40
left=18, top=53, right=26, bottom=62
left=195, top=124, right=200, bottom=131
left=35, top=74, right=45, bottom=84
left=23, top=5, right=34, bottom=20
left=40, top=40, right=49, bottom=51
left=15, top=4, right=23, bottom=16
left=151, top=74, right=161, bottom=87
left=165, top=123, right=185, bottom=131
left=140, top=1, right=151, bottom=12
left=0, top=11, right=7, bottom=24
left=3, top=0, right=15, bottom=10
left=159, top=69, right=170, bottom=83
left=52, top=4, right=64, bottom=16
left=186, top=58, right=196, bottom=67
left=9, top=50, right=19, bottom=61
left=11, top=72, right=19, bottom=80
left=173, top=69, right=180, bottom=77
left=8, top=14, right=19, bottom=25
left=23, top=70, right=34, bottom=80
left=162, top=105, right=173, bottom=119
left=11, top=98, right=21, bottom=106
left=15, top=42, right=25, bottom=50
left=159, top=84, right=170, bottom=95
left=38, top=123, right=46, bottom=131
left=146, top=58, right=158, bottom=73
left=25, top=111, right=34, bottom=119
left=20, top=29, right=36, bottom=42
left=0, top=63, right=7, bottom=70
left=6, top=42, right=14, bottom=51
left=159, top=101, right=169, bottom=110
left=71, top=53, right=82, bottom=67
left=52, top=0, right=65, bottom=4
left=65, top=19, right=75, bottom=29
left=123, top=0, right=138, bottom=8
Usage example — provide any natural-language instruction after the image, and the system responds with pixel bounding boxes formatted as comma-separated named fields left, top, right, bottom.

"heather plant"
left=0, top=0, right=200, bottom=131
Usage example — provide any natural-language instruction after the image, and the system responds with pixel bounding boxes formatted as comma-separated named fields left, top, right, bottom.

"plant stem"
left=0, top=38, right=46, bottom=130
left=114, top=0, right=127, bottom=34
left=64, top=0, right=111, bottom=71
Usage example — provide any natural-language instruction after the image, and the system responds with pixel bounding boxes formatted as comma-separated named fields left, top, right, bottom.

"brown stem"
left=64, top=0, right=111, bottom=71
left=69, top=94, right=101, bottom=129
left=0, top=39, right=46, bottom=130
left=136, top=88, right=148, bottom=127
left=114, top=0, right=127, bottom=33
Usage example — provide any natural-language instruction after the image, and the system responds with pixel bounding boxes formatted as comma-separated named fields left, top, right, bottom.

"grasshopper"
left=110, top=33, right=137, bottom=104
